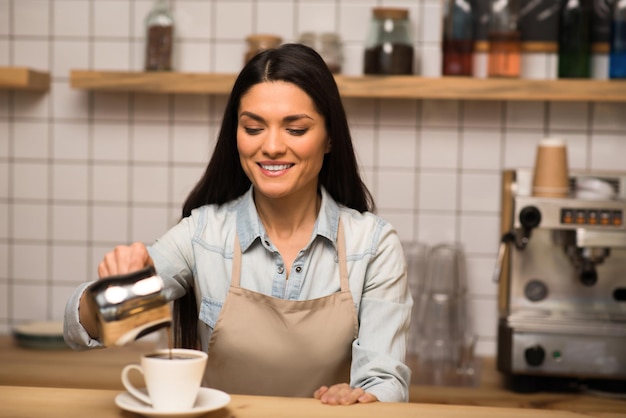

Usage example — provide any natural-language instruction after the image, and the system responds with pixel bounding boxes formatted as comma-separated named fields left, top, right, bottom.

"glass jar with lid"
left=363, top=7, right=414, bottom=75
left=298, top=32, right=343, bottom=74
left=144, top=0, right=174, bottom=71
left=244, top=34, right=282, bottom=64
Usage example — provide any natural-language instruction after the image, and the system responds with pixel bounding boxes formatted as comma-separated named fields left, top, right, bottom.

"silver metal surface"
left=510, top=331, right=626, bottom=377
left=577, top=229, right=626, bottom=247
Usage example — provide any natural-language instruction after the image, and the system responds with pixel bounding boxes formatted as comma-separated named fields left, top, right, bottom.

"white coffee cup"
left=121, top=348, right=208, bottom=411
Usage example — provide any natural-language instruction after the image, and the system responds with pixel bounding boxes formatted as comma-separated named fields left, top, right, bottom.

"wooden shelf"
left=0, top=67, right=50, bottom=91
left=70, top=70, right=626, bottom=102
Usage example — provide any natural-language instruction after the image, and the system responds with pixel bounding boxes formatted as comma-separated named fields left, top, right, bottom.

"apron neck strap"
left=336, top=220, right=350, bottom=292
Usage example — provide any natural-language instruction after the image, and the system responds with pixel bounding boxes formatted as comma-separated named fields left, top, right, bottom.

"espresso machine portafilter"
left=494, top=169, right=626, bottom=393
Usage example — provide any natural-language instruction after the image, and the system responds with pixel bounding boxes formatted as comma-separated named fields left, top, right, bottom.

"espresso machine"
left=495, top=169, right=626, bottom=393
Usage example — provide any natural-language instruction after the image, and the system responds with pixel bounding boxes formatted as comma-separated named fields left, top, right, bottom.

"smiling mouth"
left=259, top=163, right=293, bottom=171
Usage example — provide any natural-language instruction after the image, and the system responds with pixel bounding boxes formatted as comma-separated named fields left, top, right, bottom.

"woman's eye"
left=244, top=127, right=263, bottom=135
left=287, top=128, right=307, bottom=136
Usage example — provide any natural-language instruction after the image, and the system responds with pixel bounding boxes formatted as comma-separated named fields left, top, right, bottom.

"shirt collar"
left=235, top=186, right=340, bottom=252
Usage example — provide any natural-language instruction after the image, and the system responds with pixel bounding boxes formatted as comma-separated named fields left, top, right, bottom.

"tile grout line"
left=46, top=0, right=55, bottom=320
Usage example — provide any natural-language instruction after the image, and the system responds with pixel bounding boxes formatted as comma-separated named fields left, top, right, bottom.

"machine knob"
left=519, top=206, right=542, bottom=229
left=524, top=345, right=546, bottom=367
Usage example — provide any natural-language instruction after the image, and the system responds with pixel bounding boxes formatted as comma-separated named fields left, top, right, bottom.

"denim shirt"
left=63, top=186, right=412, bottom=402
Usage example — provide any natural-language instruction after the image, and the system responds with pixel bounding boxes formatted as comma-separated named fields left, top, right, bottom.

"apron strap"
left=231, top=233, right=242, bottom=287
left=336, top=220, right=350, bottom=293
left=231, top=219, right=349, bottom=291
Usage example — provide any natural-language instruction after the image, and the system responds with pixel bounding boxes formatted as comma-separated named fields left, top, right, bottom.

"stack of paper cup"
left=532, top=138, right=570, bottom=198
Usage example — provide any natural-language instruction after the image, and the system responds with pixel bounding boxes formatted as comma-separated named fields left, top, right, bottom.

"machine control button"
left=524, top=345, right=546, bottom=367
left=524, top=279, right=548, bottom=302
left=561, top=208, right=623, bottom=226
left=561, top=209, right=574, bottom=224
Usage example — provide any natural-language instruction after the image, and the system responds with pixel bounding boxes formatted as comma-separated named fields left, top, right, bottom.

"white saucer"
left=115, top=387, right=230, bottom=418
left=12, top=321, right=69, bottom=350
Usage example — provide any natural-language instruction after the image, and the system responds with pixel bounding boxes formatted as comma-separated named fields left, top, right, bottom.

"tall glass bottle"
left=610, top=0, right=626, bottom=78
left=558, top=0, right=592, bottom=78
left=487, top=0, right=521, bottom=78
left=145, top=0, right=174, bottom=72
left=442, top=0, right=475, bottom=76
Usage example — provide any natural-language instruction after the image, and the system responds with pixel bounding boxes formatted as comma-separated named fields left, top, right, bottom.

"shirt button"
left=295, top=266, right=302, bottom=273
left=277, top=266, right=284, bottom=274
left=264, top=240, right=270, bottom=246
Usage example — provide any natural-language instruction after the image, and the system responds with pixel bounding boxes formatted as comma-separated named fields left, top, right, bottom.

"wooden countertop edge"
left=409, top=384, right=626, bottom=414
left=1, top=385, right=623, bottom=418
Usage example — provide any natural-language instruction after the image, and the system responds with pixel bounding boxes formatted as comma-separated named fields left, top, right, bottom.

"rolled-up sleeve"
left=350, top=222, right=413, bottom=402
left=63, top=281, right=103, bottom=350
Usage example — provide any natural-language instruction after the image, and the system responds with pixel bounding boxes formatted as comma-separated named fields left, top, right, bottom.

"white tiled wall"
left=1, top=0, right=626, bottom=358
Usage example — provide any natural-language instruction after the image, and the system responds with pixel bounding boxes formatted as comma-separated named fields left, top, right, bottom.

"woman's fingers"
left=97, top=243, right=152, bottom=278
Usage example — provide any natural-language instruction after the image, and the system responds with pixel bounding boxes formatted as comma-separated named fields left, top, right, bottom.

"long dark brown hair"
left=174, top=43, right=375, bottom=349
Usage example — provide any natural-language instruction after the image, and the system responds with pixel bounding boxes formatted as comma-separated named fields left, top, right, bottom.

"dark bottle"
left=363, top=8, right=414, bottom=75
left=145, top=0, right=174, bottom=72
left=610, top=0, right=626, bottom=78
left=442, top=0, right=475, bottom=76
left=558, top=0, right=592, bottom=78
left=487, top=0, right=521, bottom=78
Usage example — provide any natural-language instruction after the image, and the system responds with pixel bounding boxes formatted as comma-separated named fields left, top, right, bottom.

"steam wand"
left=493, top=206, right=542, bottom=283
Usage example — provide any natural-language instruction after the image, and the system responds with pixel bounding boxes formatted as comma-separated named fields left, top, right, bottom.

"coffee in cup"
left=121, top=348, right=208, bottom=411
left=532, top=138, right=570, bottom=198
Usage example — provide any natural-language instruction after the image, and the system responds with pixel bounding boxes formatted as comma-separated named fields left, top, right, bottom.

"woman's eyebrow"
left=239, top=111, right=264, bottom=122
left=239, top=111, right=313, bottom=123
left=283, top=114, right=313, bottom=123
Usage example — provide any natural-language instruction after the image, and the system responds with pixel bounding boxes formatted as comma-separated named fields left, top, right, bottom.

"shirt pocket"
left=199, top=297, right=223, bottom=329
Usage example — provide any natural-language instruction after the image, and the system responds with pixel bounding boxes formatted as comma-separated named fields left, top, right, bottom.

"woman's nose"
left=261, top=128, right=287, bottom=156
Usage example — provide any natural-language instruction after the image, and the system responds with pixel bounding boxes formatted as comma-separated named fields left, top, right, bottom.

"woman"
left=64, top=44, right=412, bottom=405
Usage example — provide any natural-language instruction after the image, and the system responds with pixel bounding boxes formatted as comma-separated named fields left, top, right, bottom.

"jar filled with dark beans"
left=145, top=0, right=174, bottom=71
left=363, top=8, right=414, bottom=75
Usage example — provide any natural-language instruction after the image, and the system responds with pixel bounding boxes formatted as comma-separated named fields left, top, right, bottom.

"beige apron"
left=204, top=221, right=358, bottom=397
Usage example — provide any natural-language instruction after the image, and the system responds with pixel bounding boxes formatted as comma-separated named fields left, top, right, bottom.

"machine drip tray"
left=583, top=380, right=626, bottom=400
left=505, top=374, right=626, bottom=397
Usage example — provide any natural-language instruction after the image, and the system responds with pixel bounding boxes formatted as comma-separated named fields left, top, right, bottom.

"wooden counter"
left=0, top=335, right=156, bottom=390
left=1, top=385, right=623, bottom=418
left=1, top=336, right=625, bottom=415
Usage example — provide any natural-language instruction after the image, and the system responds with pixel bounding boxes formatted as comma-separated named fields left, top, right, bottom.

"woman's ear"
left=325, top=138, right=332, bottom=153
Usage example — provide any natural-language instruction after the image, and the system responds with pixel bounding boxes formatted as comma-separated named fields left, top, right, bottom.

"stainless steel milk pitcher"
left=87, top=265, right=172, bottom=347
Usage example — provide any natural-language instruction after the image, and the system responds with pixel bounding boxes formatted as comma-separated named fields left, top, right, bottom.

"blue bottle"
left=442, top=0, right=475, bottom=76
left=609, top=0, right=626, bottom=78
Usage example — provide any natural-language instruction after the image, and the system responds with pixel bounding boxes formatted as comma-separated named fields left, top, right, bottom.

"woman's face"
left=237, top=81, right=330, bottom=201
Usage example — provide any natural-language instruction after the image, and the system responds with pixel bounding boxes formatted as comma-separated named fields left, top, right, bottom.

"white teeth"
left=261, top=164, right=291, bottom=171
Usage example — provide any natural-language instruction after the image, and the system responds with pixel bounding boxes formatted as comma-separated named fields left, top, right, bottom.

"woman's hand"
left=80, top=242, right=155, bottom=339
left=98, top=242, right=154, bottom=278
left=313, top=383, right=378, bottom=405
